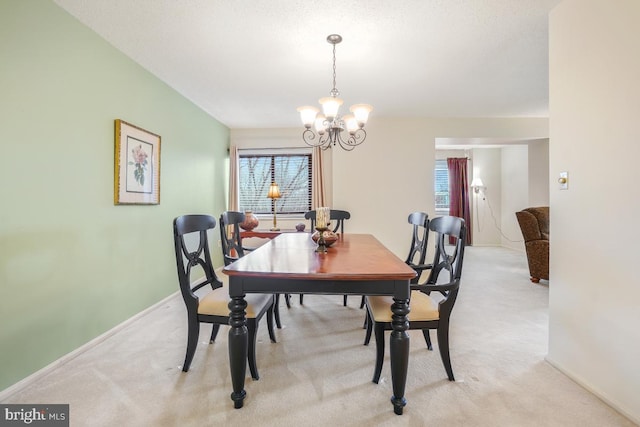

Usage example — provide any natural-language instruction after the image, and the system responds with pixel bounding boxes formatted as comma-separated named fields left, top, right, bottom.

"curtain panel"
left=228, top=145, right=239, bottom=211
left=447, top=157, right=472, bottom=245
left=311, top=147, right=326, bottom=209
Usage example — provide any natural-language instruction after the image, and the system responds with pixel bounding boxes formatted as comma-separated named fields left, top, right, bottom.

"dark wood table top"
left=239, top=229, right=301, bottom=239
left=224, top=232, right=416, bottom=282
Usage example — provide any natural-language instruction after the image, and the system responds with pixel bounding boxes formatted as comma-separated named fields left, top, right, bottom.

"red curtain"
left=447, top=158, right=472, bottom=245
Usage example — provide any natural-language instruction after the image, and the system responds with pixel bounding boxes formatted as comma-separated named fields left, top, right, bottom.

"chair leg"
left=299, top=294, right=304, bottom=305
left=364, top=309, right=373, bottom=345
left=210, top=324, right=220, bottom=343
left=183, top=317, right=200, bottom=372
left=437, top=323, right=455, bottom=381
left=372, top=324, right=385, bottom=384
left=422, top=329, right=433, bottom=350
left=343, top=295, right=348, bottom=306
left=266, top=301, right=277, bottom=343
left=247, top=321, right=259, bottom=380
left=359, top=295, right=365, bottom=309
left=284, top=293, right=291, bottom=308
left=274, top=294, right=282, bottom=329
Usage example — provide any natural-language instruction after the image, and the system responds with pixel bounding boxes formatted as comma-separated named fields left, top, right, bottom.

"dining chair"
left=219, top=210, right=289, bottom=328
left=363, top=215, right=466, bottom=383
left=173, top=214, right=276, bottom=379
left=301, top=209, right=351, bottom=305
left=361, top=211, right=430, bottom=329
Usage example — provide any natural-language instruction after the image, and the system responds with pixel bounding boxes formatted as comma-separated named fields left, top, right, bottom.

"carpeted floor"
left=2, top=247, right=636, bottom=426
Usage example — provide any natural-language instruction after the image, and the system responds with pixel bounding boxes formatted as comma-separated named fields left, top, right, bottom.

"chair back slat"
left=219, top=211, right=246, bottom=266
left=304, top=209, right=351, bottom=233
left=173, top=215, right=222, bottom=311
left=419, top=216, right=466, bottom=315
left=405, top=212, right=429, bottom=282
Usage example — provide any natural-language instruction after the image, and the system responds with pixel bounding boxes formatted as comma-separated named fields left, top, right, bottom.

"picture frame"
left=114, top=119, right=161, bottom=205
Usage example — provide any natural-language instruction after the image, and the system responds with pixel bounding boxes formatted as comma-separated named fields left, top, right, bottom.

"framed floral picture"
left=114, top=119, right=161, bottom=205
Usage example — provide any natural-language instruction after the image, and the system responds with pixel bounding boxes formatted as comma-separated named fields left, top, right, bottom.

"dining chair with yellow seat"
left=364, top=215, right=466, bottom=383
left=219, top=210, right=289, bottom=327
left=173, top=214, right=276, bottom=379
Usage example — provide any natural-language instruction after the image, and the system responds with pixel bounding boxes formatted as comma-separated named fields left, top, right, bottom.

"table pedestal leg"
left=390, top=297, right=410, bottom=415
left=228, top=296, right=248, bottom=408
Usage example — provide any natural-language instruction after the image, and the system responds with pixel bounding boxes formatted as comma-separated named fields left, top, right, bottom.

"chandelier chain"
left=331, top=43, right=338, bottom=97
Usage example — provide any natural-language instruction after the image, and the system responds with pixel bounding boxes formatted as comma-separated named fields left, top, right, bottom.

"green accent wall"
left=0, top=0, right=229, bottom=390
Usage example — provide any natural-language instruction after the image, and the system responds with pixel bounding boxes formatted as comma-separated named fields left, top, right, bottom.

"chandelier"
left=297, top=34, right=373, bottom=151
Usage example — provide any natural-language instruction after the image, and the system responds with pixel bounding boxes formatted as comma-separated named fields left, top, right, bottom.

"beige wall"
left=469, top=141, right=549, bottom=248
left=331, top=118, right=548, bottom=257
left=528, top=139, right=550, bottom=207
left=549, top=0, right=640, bottom=422
left=471, top=148, right=502, bottom=246
left=232, top=119, right=548, bottom=257
left=501, top=146, right=529, bottom=251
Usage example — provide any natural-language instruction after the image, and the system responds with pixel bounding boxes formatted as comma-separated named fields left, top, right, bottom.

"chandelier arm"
left=334, top=128, right=367, bottom=151
left=348, top=128, right=367, bottom=146
left=302, top=128, right=334, bottom=150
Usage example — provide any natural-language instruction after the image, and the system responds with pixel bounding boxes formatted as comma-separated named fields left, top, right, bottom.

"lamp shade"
left=343, top=114, right=358, bottom=133
left=471, top=178, right=484, bottom=188
left=267, top=182, right=281, bottom=199
left=314, top=114, right=327, bottom=134
left=319, top=97, right=343, bottom=120
left=349, top=104, right=373, bottom=126
left=297, top=106, right=319, bottom=128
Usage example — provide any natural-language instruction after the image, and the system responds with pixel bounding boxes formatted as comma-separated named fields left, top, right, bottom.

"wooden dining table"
left=223, top=232, right=417, bottom=415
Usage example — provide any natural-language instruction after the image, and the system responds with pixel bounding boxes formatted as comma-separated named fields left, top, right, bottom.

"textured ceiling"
left=53, top=0, right=562, bottom=129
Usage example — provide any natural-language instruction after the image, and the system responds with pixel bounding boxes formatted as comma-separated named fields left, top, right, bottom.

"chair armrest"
left=224, top=254, right=239, bottom=264
left=408, top=263, right=433, bottom=285
left=410, top=263, right=432, bottom=272
left=192, top=277, right=223, bottom=292
left=415, top=281, right=459, bottom=293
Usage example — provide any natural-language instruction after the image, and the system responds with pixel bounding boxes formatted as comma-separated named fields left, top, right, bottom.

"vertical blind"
left=434, top=159, right=450, bottom=210
left=238, top=153, right=312, bottom=214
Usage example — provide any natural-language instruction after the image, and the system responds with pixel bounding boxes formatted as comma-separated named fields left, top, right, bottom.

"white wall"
left=232, top=119, right=548, bottom=258
left=501, top=146, right=529, bottom=251
left=549, top=0, right=640, bottom=422
left=471, top=148, right=502, bottom=246
left=528, top=139, right=550, bottom=207
left=331, top=117, right=548, bottom=257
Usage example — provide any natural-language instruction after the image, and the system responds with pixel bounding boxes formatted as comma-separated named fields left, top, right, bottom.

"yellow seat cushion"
left=368, top=290, right=439, bottom=323
left=197, top=284, right=272, bottom=318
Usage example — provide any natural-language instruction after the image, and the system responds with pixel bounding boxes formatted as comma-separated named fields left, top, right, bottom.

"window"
left=434, top=159, right=449, bottom=212
left=238, top=150, right=312, bottom=215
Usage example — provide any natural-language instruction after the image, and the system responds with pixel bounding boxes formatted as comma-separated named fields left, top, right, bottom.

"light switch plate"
left=559, top=171, right=568, bottom=190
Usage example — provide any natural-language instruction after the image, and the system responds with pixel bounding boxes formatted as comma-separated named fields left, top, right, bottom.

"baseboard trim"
left=0, top=291, right=180, bottom=402
left=545, top=356, right=639, bottom=425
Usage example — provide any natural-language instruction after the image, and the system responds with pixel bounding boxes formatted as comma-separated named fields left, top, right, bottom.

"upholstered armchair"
left=515, top=207, right=549, bottom=283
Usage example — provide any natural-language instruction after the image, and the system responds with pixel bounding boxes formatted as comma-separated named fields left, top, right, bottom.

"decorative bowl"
left=239, top=210, right=259, bottom=231
left=311, top=230, right=339, bottom=247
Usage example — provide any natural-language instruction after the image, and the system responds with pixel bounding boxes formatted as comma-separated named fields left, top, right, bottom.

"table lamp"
left=267, top=182, right=281, bottom=231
